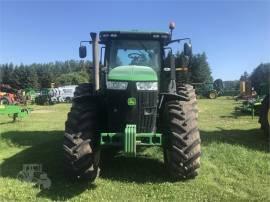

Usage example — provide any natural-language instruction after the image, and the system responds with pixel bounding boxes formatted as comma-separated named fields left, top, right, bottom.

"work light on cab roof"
left=169, top=21, right=176, bottom=36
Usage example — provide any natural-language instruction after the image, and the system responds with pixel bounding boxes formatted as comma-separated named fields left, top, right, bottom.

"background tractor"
left=63, top=23, right=201, bottom=181
left=0, top=84, right=18, bottom=104
left=0, top=84, right=29, bottom=105
left=193, top=79, right=224, bottom=99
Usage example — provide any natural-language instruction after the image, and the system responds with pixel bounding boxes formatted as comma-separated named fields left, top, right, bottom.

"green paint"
left=127, top=97, right=136, bottom=106
left=100, top=124, right=162, bottom=157
left=0, top=105, right=31, bottom=121
left=124, top=125, right=136, bottom=156
left=108, top=65, right=158, bottom=81
left=100, top=131, right=162, bottom=145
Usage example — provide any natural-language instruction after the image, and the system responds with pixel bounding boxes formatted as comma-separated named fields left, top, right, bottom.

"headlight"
left=136, top=82, right=158, bottom=91
left=107, top=81, right=128, bottom=90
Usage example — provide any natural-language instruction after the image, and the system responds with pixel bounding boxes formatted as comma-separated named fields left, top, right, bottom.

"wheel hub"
left=209, top=92, right=216, bottom=99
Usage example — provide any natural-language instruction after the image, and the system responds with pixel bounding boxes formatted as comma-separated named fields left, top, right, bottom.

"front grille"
left=136, top=91, right=158, bottom=132
left=106, top=90, right=129, bottom=132
left=106, top=85, right=158, bottom=133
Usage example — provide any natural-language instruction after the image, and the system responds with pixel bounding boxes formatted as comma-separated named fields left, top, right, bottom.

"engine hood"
left=108, top=65, right=158, bottom=81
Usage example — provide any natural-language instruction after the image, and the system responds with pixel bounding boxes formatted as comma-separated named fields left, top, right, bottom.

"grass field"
left=0, top=97, right=269, bottom=201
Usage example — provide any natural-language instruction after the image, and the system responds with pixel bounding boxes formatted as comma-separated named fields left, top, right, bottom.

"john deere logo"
left=127, top=97, right=136, bottom=106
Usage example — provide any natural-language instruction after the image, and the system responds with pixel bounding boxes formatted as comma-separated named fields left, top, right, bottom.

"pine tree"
left=249, top=63, right=270, bottom=94
left=0, top=63, right=14, bottom=85
left=190, top=52, right=213, bottom=83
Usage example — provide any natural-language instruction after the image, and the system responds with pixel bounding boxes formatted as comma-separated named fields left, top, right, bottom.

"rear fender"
left=73, top=94, right=99, bottom=103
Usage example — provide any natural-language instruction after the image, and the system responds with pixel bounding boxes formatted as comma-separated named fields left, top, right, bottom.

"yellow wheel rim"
left=209, top=93, right=216, bottom=99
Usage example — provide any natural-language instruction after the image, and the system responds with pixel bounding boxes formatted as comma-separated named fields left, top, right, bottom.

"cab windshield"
left=109, top=40, right=161, bottom=72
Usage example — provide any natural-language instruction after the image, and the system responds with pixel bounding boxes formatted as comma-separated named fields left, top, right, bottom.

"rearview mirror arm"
left=80, top=41, right=92, bottom=46
left=166, top=38, right=191, bottom=45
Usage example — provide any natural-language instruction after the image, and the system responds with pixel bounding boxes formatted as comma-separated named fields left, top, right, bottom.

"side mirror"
left=79, top=46, right=87, bottom=58
left=184, top=42, right=192, bottom=58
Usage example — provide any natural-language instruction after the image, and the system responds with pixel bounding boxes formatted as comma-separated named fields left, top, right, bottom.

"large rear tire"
left=163, top=84, right=201, bottom=180
left=259, top=95, right=270, bottom=146
left=63, top=84, right=100, bottom=181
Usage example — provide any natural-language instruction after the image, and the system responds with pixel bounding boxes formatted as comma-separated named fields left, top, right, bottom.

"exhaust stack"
left=90, top=32, right=100, bottom=91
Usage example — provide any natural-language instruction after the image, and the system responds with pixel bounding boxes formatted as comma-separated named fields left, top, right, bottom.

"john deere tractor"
left=63, top=23, right=201, bottom=181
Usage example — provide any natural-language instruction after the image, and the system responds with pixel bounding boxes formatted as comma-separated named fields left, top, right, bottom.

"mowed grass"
left=0, top=97, right=269, bottom=201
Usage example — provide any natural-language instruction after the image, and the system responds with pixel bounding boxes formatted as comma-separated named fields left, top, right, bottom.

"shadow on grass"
left=0, top=130, right=167, bottom=201
left=219, top=100, right=261, bottom=119
left=200, top=128, right=269, bottom=152
left=0, top=121, right=17, bottom=125
left=0, top=131, right=93, bottom=200
left=0, top=128, right=268, bottom=200
left=219, top=111, right=261, bottom=119
left=99, top=147, right=167, bottom=183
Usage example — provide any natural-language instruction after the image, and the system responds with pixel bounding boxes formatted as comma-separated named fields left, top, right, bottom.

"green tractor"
left=63, top=23, right=201, bottom=181
left=193, top=79, right=224, bottom=99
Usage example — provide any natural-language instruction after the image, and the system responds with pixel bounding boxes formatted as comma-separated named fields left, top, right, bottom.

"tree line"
left=0, top=53, right=213, bottom=90
left=0, top=60, right=92, bottom=89
left=239, top=63, right=270, bottom=95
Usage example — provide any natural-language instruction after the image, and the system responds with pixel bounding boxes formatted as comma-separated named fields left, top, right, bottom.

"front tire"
left=163, top=84, right=201, bottom=180
left=63, top=84, right=100, bottom=181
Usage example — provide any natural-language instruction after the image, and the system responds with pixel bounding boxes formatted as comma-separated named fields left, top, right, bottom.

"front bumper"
left=100, top=124, right=162, bottom=156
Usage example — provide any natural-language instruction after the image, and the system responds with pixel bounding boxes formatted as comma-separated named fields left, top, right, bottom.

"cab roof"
left=99, top=30, right=171, bottom=44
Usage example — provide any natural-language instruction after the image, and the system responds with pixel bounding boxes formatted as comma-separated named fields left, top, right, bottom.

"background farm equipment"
left=58, top=85, right=77, bottom=102
left=235, top=82, right=257, bottom=101
left=49, top=85, right=77, bottom=103
left=25, top=88, right=37, bottom=104
left=35, top=85, right=77, bottom=105
left=0, top=104, right=31, bottom=121
left=0, top=84, right=29, bottom=105
left=193, top=79, right=224, bottom=99
left=235, top=82, right=269, bottom=119
left=0, top=92, right=16, bottom=104
left=235, top=96, right=263, bottom=119
left=35, top=88, right=52, bottom=105
left=0, top=84, right=18, bottom=104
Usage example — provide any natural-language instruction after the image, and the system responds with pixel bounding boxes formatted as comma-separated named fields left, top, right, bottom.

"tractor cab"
left=99, top=31, right=170, bottom=71
left=79, top=28, right=192, bottom=92
left=99, top=31, right=172, bottom=97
